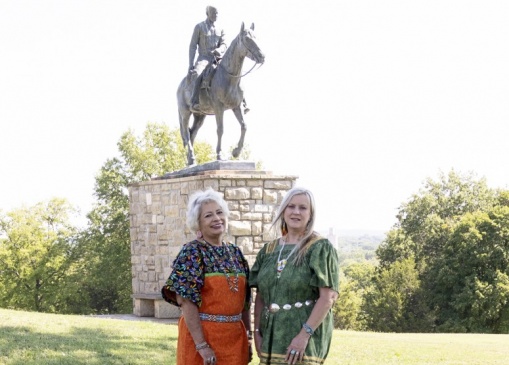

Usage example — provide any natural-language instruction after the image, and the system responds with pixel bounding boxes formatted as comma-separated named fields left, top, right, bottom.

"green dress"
left=249, top=238, right=340, bottom=365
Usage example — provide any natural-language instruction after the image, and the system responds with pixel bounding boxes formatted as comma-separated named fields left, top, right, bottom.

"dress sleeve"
left=308, top=239, right=340, bottom=292
left=161, top=242, right=205, bottom=307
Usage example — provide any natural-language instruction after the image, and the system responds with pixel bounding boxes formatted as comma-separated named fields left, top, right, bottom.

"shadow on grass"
left=0, top=324, right=177, bottom=365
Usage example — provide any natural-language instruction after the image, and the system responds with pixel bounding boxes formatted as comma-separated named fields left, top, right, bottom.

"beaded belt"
left=266, top=299, right=316, bottom=313
left=199, top=312, right=242, bottom=323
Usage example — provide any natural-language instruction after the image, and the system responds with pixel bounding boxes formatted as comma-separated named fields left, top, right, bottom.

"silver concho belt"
left=267, top=299, right=315, bottom=313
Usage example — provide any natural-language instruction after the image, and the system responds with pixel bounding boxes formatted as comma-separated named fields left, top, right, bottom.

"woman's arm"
left=178, top=295, right=216, bottom=363
left=301, top=287, right=338, bottom=333
left=242, top=302, right=253, bottom=363
left=286, top=287, right=338, bottom=364
left=253, top=290, right=265, bottom=356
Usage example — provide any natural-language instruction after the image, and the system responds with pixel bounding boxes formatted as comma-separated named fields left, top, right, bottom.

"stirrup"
left=190, top=103, right=202, bottom=113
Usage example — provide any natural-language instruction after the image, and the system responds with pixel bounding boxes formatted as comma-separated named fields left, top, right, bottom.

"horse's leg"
left=231, top=106, right=247, bottom=158
left=190, top=114, right=206, bottom=145
left=179, top=109, right=195, bottom=166
left=215, top=111, right=226, bottom=160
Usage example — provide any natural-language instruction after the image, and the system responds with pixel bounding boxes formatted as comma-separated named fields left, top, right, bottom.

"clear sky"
left=1, top=0, right=508, bottom=233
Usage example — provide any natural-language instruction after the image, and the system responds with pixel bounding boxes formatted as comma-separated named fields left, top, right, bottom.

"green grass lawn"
left=1, top=308, right=508, bottom=364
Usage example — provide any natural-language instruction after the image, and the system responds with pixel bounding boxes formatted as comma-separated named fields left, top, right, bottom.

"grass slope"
left=1, top=309, right=508, bottom=364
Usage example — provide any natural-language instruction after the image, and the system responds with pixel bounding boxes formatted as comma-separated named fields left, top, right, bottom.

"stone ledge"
left=159, top=160, right=257, bottom=179
left=131, top=293, right=162, bottom=300
left=132, top=294, right=181, bottom=319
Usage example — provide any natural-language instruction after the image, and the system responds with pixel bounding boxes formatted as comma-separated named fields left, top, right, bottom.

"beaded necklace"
left=204, top=240, right=239, bottom=292
left=276, top=237, right=297, bottom=279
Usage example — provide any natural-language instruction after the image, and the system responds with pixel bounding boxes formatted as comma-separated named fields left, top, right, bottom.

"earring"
left=281, top=220, right=288, bottom=236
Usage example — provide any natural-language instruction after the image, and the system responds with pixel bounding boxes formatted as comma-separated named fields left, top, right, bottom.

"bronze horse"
left=177, top=22, right=265, bottom=166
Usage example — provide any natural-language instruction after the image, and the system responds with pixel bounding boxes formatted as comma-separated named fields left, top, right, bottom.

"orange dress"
left=162, top=240, right=250, bottom=365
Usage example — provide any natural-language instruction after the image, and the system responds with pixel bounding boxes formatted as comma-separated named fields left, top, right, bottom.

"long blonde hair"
left=270, top=187, right=321, bottom=265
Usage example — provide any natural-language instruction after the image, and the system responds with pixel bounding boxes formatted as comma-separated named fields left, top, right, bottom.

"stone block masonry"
left=128, top=168, right=297, bottom=318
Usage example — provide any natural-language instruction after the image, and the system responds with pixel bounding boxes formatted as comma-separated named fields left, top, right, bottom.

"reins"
left=219, top=61, right=261, bottom=78
left=218, top=33, right=264, bottom=78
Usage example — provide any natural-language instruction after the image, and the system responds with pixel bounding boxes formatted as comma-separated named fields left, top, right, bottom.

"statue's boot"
left=190, top=75, right=203, bottom=113
left=243, top=98, right=250, bottom=114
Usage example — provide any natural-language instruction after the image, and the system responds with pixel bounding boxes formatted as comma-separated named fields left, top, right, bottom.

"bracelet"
left=195, top=341, right=210, bottom=351
left=247, top=330, right=253, bottom=340
left=302, top=323, right=314, bottom=336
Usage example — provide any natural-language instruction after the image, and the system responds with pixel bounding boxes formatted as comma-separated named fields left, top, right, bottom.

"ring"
left=296, top=351, right=300, bottom=355
left=211, top=356, right=216, bottom=362
left=290, top=349, right=296, bottom=355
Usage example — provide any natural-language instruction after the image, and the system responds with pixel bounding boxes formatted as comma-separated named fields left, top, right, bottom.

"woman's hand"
left=198, top=346, right=217, bottom=365
left=248, top=340, right=253, bottom=363
left=285, top=332, right=310, bottom=364
left=254, top=329, right=263, bottom=358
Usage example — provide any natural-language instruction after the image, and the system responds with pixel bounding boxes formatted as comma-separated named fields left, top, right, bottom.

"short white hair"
left=186, top=188, right=229, bottom=233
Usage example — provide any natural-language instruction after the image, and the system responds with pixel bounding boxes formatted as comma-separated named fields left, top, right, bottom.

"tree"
left=376, top=170, right=509, bottom=333
left=429, top=208, right=509, bottom=332
left=0, top=199, right=80, bottom=312
left=77, top=123, right=214, bottom=313
left=364, top=257, right=432, bottom=332
left=378, top=170, right=495, bottom=268
left=333, top=262, right=375, bottom=330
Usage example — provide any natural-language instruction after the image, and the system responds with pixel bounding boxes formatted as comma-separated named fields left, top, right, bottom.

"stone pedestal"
left=128, top=162, right=297, bottom=318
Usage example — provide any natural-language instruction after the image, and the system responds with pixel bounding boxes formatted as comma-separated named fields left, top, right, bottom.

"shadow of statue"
left=177, top=23, right=265, bottom=166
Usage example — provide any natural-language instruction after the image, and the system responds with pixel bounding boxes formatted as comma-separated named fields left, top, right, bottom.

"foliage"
left=429, top=208, right=509, bottom=333
left=0, top=199, right=80, bottom=312
left=76, top=123, right=214, bottom=313
left=364, top=257, right=432, bottom=332
left=333, top=262, right=375, bottom=330
left=375, top=170, right=509, bottom=333
left=333, top=234, right=382, bottom=330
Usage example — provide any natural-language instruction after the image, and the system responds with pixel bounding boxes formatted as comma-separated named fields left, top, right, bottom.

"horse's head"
left=239, top=22, right=265, bottom=64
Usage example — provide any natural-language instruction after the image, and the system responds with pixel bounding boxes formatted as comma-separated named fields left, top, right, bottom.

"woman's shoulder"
left=308, top=235, right=335, bottom=252
left=224, top=241, right=241, bottom=253
left=261, top=239, right=280, bottom=254
left=179, top=239, right=208, bottom=255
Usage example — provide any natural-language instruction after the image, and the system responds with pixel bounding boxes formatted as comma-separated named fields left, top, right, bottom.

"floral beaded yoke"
left=162, top=239, right=250, bottom=308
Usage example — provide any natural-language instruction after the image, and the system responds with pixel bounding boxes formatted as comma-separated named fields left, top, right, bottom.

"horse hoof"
left=232, top=148, right=241, bottom=158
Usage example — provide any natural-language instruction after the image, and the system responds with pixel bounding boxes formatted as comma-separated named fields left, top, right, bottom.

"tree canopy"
left=0, top=199, right=80, bottom=312
left=375, top=170, right=509, bottom=333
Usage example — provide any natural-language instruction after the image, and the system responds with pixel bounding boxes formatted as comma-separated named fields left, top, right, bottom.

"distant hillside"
left=338, top=233, right=384, bottom=252
left=317, top=229, right=386, bottom=265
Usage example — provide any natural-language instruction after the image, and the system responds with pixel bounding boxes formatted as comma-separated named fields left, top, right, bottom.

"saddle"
left=200, top=58, right=221, bottom=90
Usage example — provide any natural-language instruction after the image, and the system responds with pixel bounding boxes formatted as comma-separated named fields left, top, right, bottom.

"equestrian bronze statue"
left=177, top=22, right=265, bottom=166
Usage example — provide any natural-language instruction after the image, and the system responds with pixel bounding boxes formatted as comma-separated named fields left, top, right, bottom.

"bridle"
left=219, top=32, right=263, bottom=78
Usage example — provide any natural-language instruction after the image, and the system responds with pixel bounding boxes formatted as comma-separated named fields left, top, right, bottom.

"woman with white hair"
left=162, top=188, right=252, bottom=365
left=249, top=187, right=340, bottom=365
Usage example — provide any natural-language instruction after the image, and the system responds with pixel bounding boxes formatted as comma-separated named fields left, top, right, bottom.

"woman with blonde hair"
left=249, top=187, right=339, bottom=365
